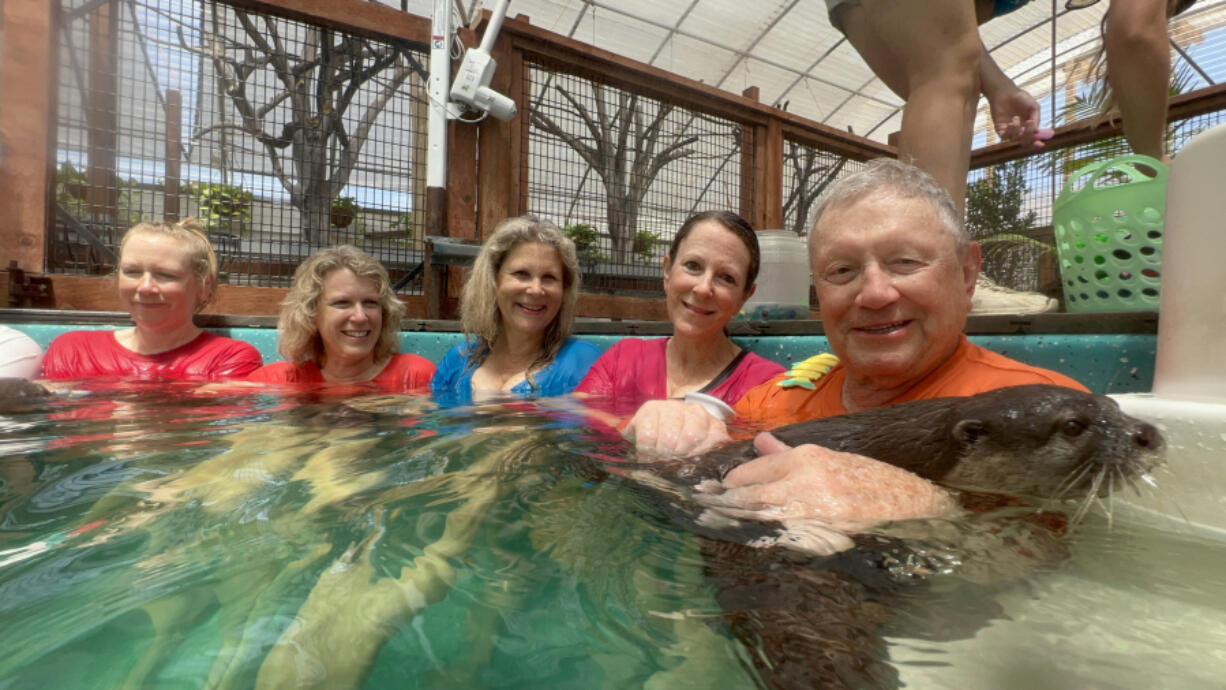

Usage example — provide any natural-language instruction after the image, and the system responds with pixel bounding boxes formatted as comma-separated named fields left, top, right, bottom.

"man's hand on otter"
left=623, top=400, right=731, bottom=458
left=694, top=432, right=958, bottom=528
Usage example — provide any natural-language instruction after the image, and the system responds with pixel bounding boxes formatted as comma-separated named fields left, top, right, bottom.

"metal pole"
left=478, top=0, right=511, bottom=55
left=426, top=0, right=453, bottom=193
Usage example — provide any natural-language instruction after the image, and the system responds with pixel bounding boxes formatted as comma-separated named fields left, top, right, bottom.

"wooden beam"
left=86, top=1, right=119, bottom=226
left=577, top=293, right=667, bottom=321
left=219, top=0, right=431, bottom=46
left=971, top=82, right=1226, bottom=169
left=499, top=17, right=893, bottom=162
left=512, top=24, right=531, bottom=219
left=0, top=0, right=56, bottom=272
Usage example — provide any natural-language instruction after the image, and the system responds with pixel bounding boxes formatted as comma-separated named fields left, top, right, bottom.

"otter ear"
left=954, top=419, right=987, bottom=445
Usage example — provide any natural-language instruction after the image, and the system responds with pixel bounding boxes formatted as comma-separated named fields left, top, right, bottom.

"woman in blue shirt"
left=431, top=216, right=601, bottom=403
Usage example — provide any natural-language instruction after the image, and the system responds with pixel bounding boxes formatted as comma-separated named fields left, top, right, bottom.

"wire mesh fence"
left=523, top=59, right=755, bottom=294
left=45, top=0, right=1226, bottom=309
left=50, top=0, right=430, bottom=291
left=967, top=105, right=1226, bottom=295
left=780, top=140, right=866, bottom=238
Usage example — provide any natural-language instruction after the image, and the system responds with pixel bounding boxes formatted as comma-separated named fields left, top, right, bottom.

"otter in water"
left=0, top=377, right=51, bottom=414
left=671, top=383, right=1163, bottom=502
left=646, top=385, right=1165, bottom=690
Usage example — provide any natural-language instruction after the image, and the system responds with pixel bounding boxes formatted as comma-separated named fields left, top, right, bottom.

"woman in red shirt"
left=246, top=245, right=433, bottom=391
left=42, top=219, right=262, bottom=381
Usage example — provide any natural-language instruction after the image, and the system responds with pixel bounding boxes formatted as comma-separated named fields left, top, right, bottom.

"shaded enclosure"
left=23, top=0, right=1226, bottom=315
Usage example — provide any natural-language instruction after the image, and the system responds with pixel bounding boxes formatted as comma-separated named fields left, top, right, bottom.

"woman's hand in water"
left=622, top=399, right=732, bottom=458
left=694, top=432, right=958, bottom=529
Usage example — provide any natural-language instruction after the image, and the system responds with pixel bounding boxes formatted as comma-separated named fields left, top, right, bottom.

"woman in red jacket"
left=42, top=219, right=262, bottom=381
left=246, top=245, right=434, bottom=391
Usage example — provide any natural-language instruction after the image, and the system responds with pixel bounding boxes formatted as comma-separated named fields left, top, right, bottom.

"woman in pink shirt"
left=575, top=211, right=783, bottom=417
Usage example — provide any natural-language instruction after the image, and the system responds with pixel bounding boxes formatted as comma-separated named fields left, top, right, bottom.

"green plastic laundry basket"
left=1052, top=154, right=1167, bottom=313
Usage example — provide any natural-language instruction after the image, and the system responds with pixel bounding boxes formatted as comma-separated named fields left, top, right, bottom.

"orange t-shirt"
left=732, top=335, right=1088, bottom=429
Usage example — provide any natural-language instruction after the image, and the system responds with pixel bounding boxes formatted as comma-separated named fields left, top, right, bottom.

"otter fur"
left=649, top=384, right=1165, bottom=690
left=672, top=384, right=1163, bottom=500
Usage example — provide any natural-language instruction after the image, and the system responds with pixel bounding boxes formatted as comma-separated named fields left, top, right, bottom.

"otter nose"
left=1132, top=422, right=1163, bottom=451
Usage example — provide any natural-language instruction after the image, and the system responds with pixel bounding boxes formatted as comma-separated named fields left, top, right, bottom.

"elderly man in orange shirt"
left=623, top=157, right=1085, bottom=526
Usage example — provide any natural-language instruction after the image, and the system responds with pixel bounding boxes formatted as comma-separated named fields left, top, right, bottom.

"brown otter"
left=674, top=383, right=1164, bottom=501
left=645, top=385, right=1165, bottom=690
left=0, top=377, right=51, bottom=414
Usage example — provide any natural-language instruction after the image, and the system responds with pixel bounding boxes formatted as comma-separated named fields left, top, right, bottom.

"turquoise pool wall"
left=9, top=323, right=1156, bottom=394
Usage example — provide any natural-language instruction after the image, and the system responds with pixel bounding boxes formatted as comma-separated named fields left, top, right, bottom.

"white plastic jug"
left=741, top=230, right=810, bottom=320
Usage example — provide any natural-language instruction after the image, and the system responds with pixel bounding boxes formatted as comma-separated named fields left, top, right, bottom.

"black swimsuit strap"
left=698, top=348, right=750, bottom=395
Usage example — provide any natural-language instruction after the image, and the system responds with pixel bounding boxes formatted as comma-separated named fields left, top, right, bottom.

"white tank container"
left=1112, top=121, right=1226, bottom=535
left=741, top=229, right=810, bottom=320
left=1152, top=121, right=1226, bottom=402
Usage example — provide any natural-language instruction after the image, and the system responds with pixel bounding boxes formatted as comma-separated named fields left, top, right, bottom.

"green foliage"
left=56, top=163, right=87, bottom=199
left=330, top=195, right=361, bottom=229
left=966, top=160, right=1038, bottom=239
left=563, top=222, right=607, bottom=269
left=56, top=162, right=143, bottom=225
left=965, top=160, right=1053, bottom=290
left=390, top=212, right=414, bottom=234
left=331, top=196, right=360, bottom=214
left=1043, top=63, right=1198, bottom=176
left=188, top=181, right=252, bottom=234
left=632, top=229, right=662, bottom=263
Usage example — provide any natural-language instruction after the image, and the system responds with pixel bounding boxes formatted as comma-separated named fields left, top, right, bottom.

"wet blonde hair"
left=458, top=216, right=581, bottom=388
left=278, top=245, right=406, bottom=365
left=118, top=218, right=218, bottom=311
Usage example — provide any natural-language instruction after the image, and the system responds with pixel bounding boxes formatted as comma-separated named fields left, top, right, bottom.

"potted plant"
left=331, top=196, right=361, bottom=229
left=632, top=229, right=661, bottom=262
left=188, top=181, right=253, bottom=235
left=389, top=211, right=415, bottom=239
left=57, top=162, right=88, bottom=201
left=563, top=222, right=607, bottom=271
left=57, top=163, right=144, bottom=227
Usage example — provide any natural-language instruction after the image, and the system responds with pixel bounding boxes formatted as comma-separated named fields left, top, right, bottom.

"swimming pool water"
left=1, top=383, right=1223, bottom=689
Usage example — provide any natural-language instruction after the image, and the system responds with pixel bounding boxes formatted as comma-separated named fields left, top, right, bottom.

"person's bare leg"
left=837, top=0, right=983, bottom=213
left=1106, top=0, right=1171, bottom=160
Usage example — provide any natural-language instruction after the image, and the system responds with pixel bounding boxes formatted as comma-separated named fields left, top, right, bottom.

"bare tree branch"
left=531, top=80, right=698, bottom=262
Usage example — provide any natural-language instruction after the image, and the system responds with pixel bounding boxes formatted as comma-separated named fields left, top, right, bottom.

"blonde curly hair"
left=277, top=245, right=406, bottom=365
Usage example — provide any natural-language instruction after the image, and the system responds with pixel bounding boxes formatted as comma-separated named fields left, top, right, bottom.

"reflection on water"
left=0, top=382, right=1223, bottom=689
left=0, top=383, right=751, bottom=689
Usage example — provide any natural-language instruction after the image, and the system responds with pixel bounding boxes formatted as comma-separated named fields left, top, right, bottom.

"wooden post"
left=164, top=90, right=182, bottom=221
left=763, top=116, right=783, bottom=230
left=86, top=1, right=119, bottom=232
left=0, top=0, right=56, bottom=271
left=445, top=119, right=477, bottom=318
left=411, top=69, right=428, bottom=244
left=424, top=187, right=446, bottom=319
left=476, top=29, right=522, bottom=239
left=739, top=86, right=760, bottom=225
left=444, top=28, right=479, bottom=315
left=511, top=18, right=531, bottom=222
